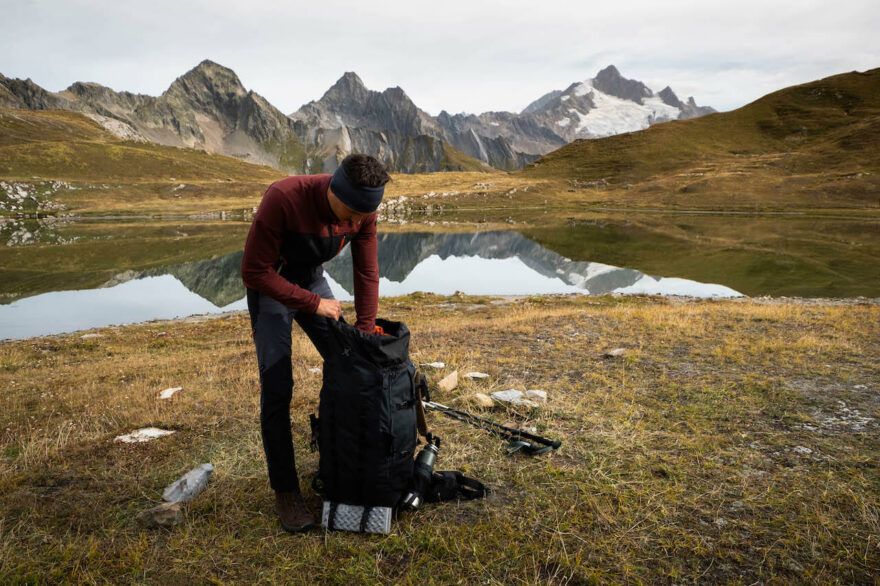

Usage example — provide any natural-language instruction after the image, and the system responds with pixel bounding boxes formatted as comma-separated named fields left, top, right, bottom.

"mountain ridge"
left=1, top=61, right=715, bottom=174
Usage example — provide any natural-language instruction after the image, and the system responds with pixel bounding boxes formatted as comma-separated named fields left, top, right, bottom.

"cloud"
left=1, top=0, right=878, bottom=116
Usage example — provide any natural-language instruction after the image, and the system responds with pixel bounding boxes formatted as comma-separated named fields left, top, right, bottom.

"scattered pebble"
left=138, top=502, right=183, bottom=528
left=159, top=387, right=182, bottom=400
left=714, top=517, right=729, bottom=528
left=603, top=348, right=627, bottom=358
left=471, top=393, right=495, bottom=408
left=162, top=463, right=215, bottom=503
left=420, top=362, right=445, bottom=369
left=438, top=371, right=459, bottom=393
left=464, top=372, right=489, bottom=380
left=729, top=501, right=746, bottom=512
left=793, top=446, right=813, bottom=455
left=525, top=390, right=547, bottom=402
left=114, top=427, right=175, bottom=443
left=491, top=389, right=524, bottom=403
left=491, top=389, right=540, bottom=408
left=80, top=333, right=103, bottom=339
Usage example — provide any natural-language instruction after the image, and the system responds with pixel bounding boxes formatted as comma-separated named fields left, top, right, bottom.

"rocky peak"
left=322, top=72, right=369, bottom=102
left=658, top=86, right=684, bottom=109
left=593, top=65, right=653, bottom=103
left=521, top=89, right=564, bottom=115
left=164, top=59, right=247, bottom=103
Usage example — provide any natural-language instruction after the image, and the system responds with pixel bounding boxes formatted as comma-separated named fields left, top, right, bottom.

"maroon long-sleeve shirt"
left=241, top=174, right=379, bottom=333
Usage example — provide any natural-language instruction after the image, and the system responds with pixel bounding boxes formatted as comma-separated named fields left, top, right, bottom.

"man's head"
left=327, top=154, right=392, bottom=221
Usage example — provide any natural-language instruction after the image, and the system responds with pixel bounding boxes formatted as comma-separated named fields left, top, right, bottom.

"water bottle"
left=401, top=437, right=440, bottom=510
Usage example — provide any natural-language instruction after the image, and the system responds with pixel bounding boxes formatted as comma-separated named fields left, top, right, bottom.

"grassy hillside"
left=0, top=108, right=494, bottom=215
left=0, top=295, right=877, bottom=582
left=516, top=68, right=880, bottom=209
left=0, top=109, right=284, bottom=183
left=0, top=108, right=286, bottom=215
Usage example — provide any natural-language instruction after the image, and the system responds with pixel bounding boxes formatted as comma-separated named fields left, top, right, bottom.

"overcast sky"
left=3, top=0, right=878, bottom=116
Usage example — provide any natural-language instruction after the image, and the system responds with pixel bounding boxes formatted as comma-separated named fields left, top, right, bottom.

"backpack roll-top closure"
left=327, top=318, right=411, bottom=367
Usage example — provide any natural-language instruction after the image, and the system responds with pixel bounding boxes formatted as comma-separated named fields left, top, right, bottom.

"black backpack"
left=311, top=318, right=418, bottom=509
left=310, top=317, right=487, bottom=532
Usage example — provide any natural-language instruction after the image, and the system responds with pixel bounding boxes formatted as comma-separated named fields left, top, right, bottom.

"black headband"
left=329, top=164, right=385, bottom=213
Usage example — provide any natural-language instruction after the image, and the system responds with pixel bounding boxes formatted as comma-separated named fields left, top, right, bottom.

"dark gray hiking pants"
left=246, top=275, right=336, bottom=493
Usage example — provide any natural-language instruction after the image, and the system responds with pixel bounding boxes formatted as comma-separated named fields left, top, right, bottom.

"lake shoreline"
left=5, top=292, right=879, bottom=344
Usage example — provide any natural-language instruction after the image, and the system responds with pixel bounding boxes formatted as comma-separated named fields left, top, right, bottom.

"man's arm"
left=351, top=213, right=379, bottom=333
left=241, top=186, right=322, bottom=313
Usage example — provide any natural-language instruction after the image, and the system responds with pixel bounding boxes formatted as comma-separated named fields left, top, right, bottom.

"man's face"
left=327, top=187, right=370, bottom=223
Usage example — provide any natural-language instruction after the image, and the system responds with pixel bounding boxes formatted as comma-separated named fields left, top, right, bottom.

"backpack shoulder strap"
left=414, top=370, right=430, bottom=439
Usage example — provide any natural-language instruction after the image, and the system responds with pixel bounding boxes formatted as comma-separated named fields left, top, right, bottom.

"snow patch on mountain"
left=571, top=81, right=680, bottom=138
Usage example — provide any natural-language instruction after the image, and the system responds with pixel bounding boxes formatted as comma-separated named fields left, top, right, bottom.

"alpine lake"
left=1, top=206, right=878, bottom=340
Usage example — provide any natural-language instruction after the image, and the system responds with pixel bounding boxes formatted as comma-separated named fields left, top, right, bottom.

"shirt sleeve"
left=241, top=186, right=322, bottom=313
left=351, top=213, right=379, bottom=333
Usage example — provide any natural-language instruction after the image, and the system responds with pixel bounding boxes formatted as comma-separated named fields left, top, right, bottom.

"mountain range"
left=0, top=61, right=713, bottom=174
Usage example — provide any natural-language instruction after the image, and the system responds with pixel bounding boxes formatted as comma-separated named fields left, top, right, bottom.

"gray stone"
left=464, top=372, right=489, bottom=380
left=510, top=398, right=540, bottom=409
left=604, top=348, right=627, bottom=358
left=491, top=389, right=524, bottom=403
left=525, top=390, right=547, bottom=402
left=162, top=463, right=214, bottom=503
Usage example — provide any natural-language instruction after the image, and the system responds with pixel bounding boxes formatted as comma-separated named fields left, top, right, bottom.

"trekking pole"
left=422, top=401, right=561, bottom=455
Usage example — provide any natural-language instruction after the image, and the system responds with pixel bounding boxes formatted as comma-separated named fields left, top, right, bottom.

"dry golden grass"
left=1, top=294, right=878, bottom=583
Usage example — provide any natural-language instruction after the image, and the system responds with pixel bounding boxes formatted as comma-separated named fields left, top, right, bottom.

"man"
left=241, top=153, right=391, bottom=533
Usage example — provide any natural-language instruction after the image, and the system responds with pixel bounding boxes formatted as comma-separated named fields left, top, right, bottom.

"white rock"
left=420, top=362, right=445, bottom=369
left=793, top=446, right=813, bottom=455
left=603, top=348, right=627, bottom=358
left=114, top=427, right=175, bottom=443
left=162, top=463, right=215, bottom=503
left=491, top=389, right=525, bottom=403
left=510, top=398, right=540, bottom=408
left=525, top=390, right=548, bottom=402
left=80, top=333, right=103, bottom=339
left=438, top=371, right=459, bottom=393
left=464, top=372, right=489, bottom=380
left=159, top=387, right=183, bottom=400
left=308, top=368, right=322, bottom=375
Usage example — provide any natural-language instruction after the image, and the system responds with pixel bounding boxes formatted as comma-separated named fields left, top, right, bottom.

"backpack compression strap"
left=425, top=471, right=489, bottom=502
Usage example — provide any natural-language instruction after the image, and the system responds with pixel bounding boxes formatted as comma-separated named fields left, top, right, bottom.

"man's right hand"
left=315, top=298, right=342, bottom=320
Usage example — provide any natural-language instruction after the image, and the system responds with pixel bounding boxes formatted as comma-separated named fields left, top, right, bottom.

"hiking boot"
left=274, top=490, right=315, bottom=533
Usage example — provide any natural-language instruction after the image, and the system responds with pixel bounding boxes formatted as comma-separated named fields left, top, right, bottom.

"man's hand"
left=315, top=298, right=342, bottom=320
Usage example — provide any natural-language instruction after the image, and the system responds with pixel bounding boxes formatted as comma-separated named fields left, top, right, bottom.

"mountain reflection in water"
left=0, top=231, right=740, bottom=339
